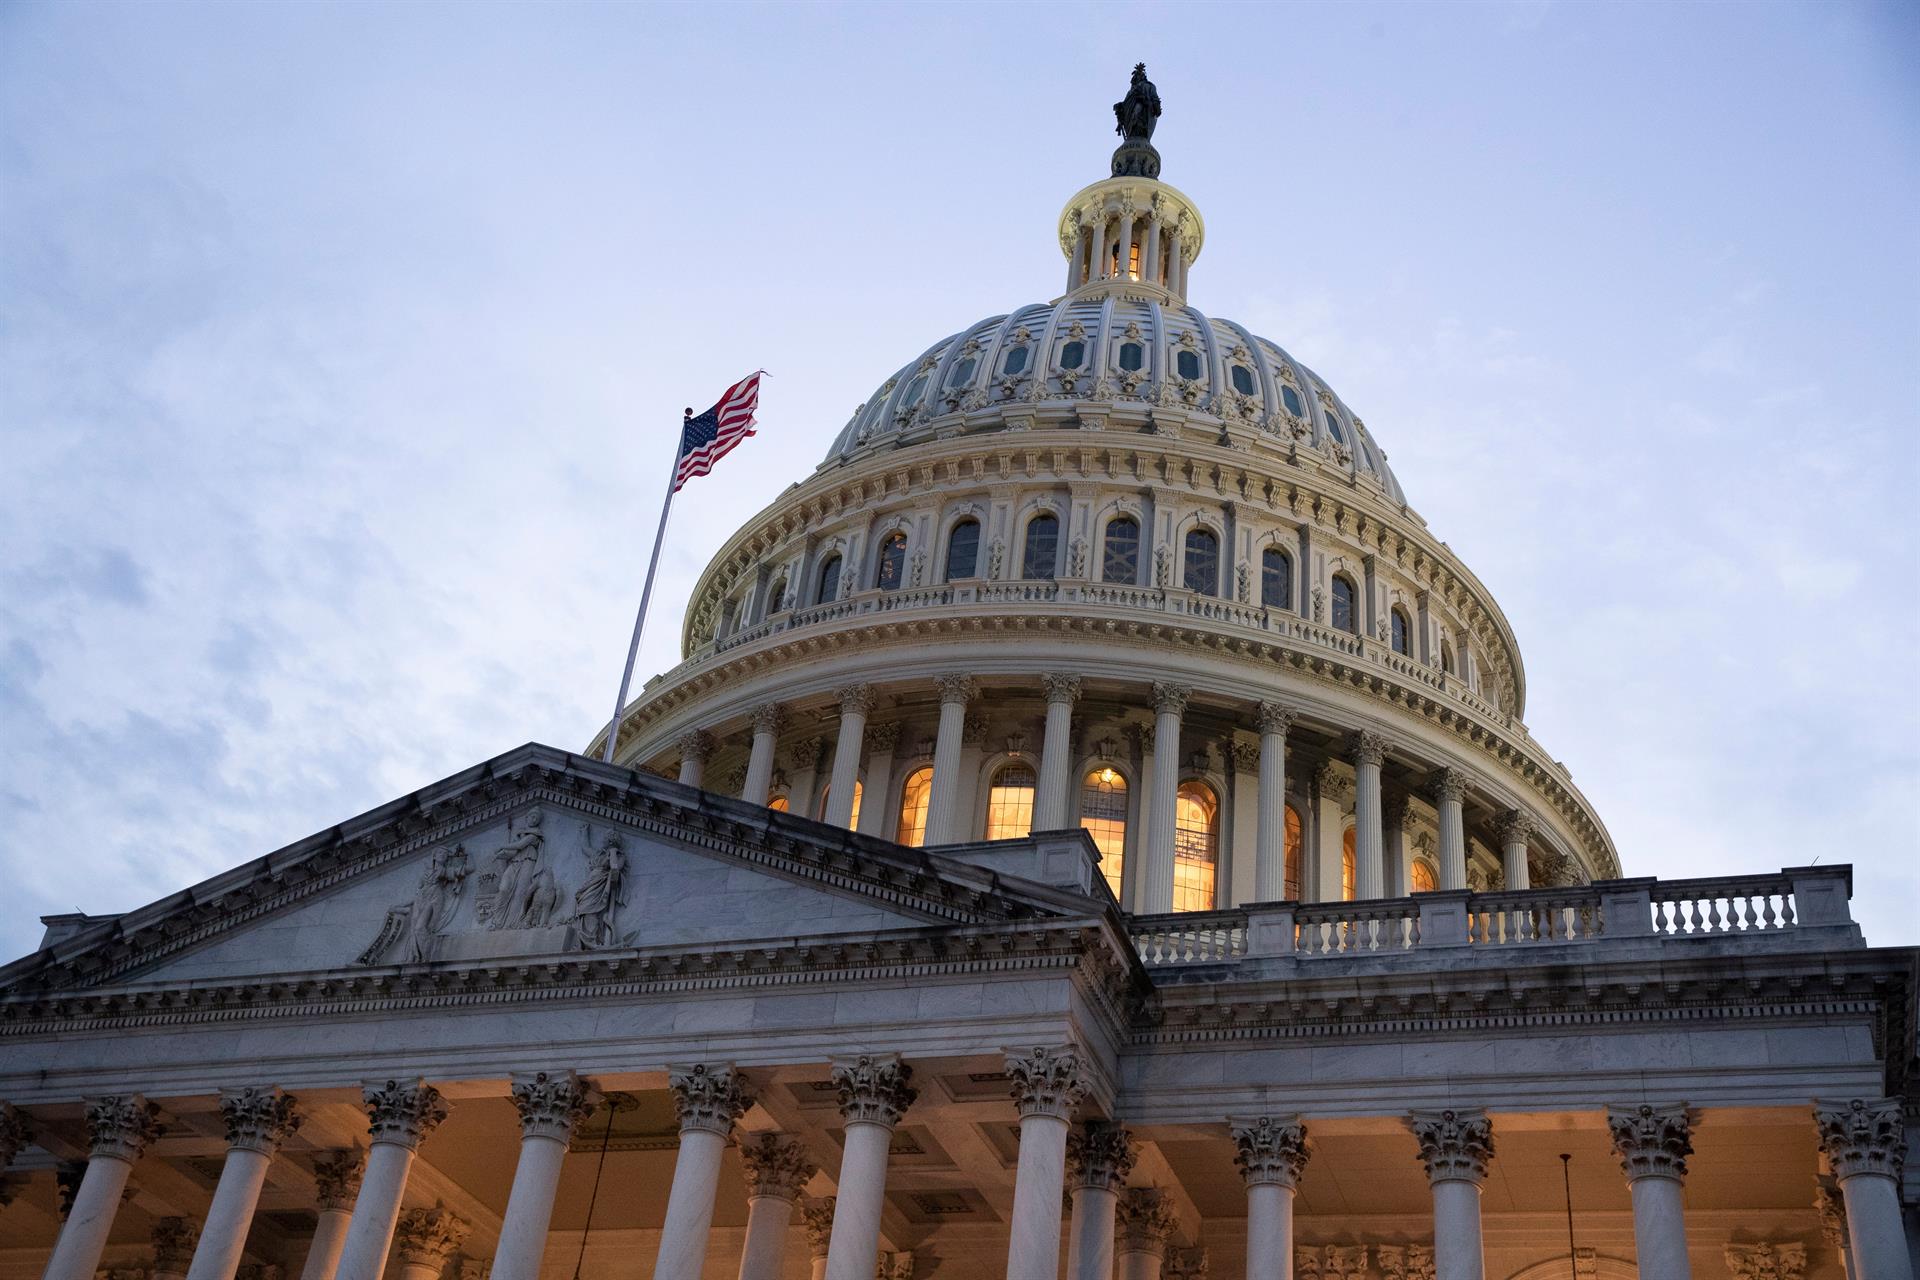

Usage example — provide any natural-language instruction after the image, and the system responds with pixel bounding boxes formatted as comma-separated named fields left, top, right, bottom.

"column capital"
left=830, top=1053, right=917, bottom=1129
left=1229, top=1114, right=1311, bottom=1189
left=393, top=1204, right=470, bottom=1269
left=1066, top=1120, right=1136, bottom=1192
left=361, top=1078, right=448, bottom=1150
left=1495, top=808, right=1535, bottom=846
left=1428, top=767, right=1469, bottom=804
left=84, top=1094, right=165, bottom=1162
left=1115, top=1188, right=1177, bottom=1257
left=1041, top=673, right=1084, bottom=706
left=1348, top=730, right=1389, bottom=768
left=1314, top=759, right=1353, bottom=804
left=1812, top=1096, right=1906, bottom=1181
left=0, top=1103, right=30, bottom=1168
left=936, top=674, right=978, bottom=706
left=749, top=702, right=788, bottom=735
left=837, top=683, right=877, bottom=716
left=866, top=721, right=903, bottom=752
left=510, top=1070, right=596, bottom=1143
left=788, top=735, right=826, bottom=770
left=673, top=728, right=714, bottom=764
left=1607, top=1102, right=1696, bottom=1183
left=739, top=1132, right=816, bottom=1203
left=1375, top=1244, right=1435, bottom=1280
left=151, top=1217, right=200, bottom=1273
left=1003, top=1046, right=1087, bottom=1122
left=1406, top=1108, right=1494, bottom=1186
left=1383, top=790, right=1413, bottom=831
left=1229, top=739, right=1261, bottom=773
left=1151, top=682, right=1191, bottom=716
left=1723, top=1242, right=1807, bottom=1279
left=1164, top=1246, right=1209, bottom=1280
left=667, top=1063, right=754, bottom=1139
left=801, top=1196, right=836, bottom=1260
left=218, top=1086, right=302, bottom=1155
left=1813, top=1176, right=1848, bottom=1249
left=1255, top=701, right=1298, bottom=736
left=312, top=1150, right=366, bottom=1212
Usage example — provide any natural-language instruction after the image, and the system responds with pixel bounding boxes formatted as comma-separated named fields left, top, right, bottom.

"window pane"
left=1391, top=610, right=1410, bottom=655
left=1261, top=549, right=1291, bottom=610
left=1412, top=860, right=1437, bottom=893
left=1332, top=577, right=1355, bottom=632
left=1173, top=782, right=1218, bottom=912
left=1325, top=410, right=1347, bottom=444
left=901, top=376, right=926, bottom=409
left=1060, top=341, right=1085, bottom=369
left=1102, top=517, right=1139, bottom=584
left=896, top=767, right=933, bottom=847
left=1118, top=343, right=1144, bottom=372
left=946, top=521, right=980, bottom=580
left=1284, top=804, right=1302, bottom=901
left=1023, top=514, right=1058, bottom=580
left=1281, top=385, right=1303, bottom=416
left=1441, top=640, right=1456, bottom=674
left=1080, top=766, right=1128, bottom=899
left=816, top=556, right=841, bottom=605
left=1341, top=827, right=1356, bottom=902
left=874, top=533, right=907, bottom=591
left=768, top=794, right=790, bottom=813
left=1176, top=350, right=1201, bottom=380
left=1183, top=529, right=1219, bottom=595
left=1003, top=345, right=1029, bottom=376
left=1231, top=365, right=1255, bottom=395
left=947, top=357, right=976, bottom=388
left=986, top=763, right=1037, bottom=841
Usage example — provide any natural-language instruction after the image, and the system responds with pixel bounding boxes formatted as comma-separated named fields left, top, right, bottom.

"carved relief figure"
left=484, top=807, right=554, bottom=931
left=569, top=827, right=630, bottom=949
left=408, top=845, right=469, bottom=961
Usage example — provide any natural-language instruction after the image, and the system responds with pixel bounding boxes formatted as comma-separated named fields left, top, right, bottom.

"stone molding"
left=740, top=1132, right=815, bottom=1201
left=1348, top=730, right=1388, bottom=768
left=362, top=1078, right=448, bottom=1150
left=1228, top=1114, right=1310, bottom=1189
left=1066, top=1119, right=1136, bottom=1192
left=1115, top=1188, right=1177, bottom=1256
left=1041, top=673, right=1084, bottom=705
left=1812, top=1096, right=1906, bottom=1181
left=0, top=1102, right=29, bottom=1168
left=801, top=1197, right=836, bottom=1259
left=394, top=1204, right=470, bottom=1267
left=218, top=1086, right=302, bottom=1155
left=510, top=1070, right=595, bottom=1143
left=837, top=683, right=877, bottom=716
left=150, top=1217, right=200, bottom=1272
left=1406, top=1108, right=1493, bottom=1185
left=85, top=1094, right=165, bottom=1162
left=1723, top=1241, right=1806, bottom=1280
left=1255, top=701, right=1297, bottom=736
left=312, top=1150, right=365, bottom=1211
left=667, top=1063, right=754, bottom=1138
left=831, top=1053, right=917, bottom=1129
left=1004, top=1045, right=1086, bottom=1121
left=1606, top=1102, right=1694, bottom=1182
left=673, top=729, right=714, bottom=764
left=1150, top=682, right=1191, bottom=716
left=936, top=674, right=977, bottom=705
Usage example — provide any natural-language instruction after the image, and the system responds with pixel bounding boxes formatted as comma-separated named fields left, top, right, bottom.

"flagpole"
left=600, top=410, right=690, bottom=764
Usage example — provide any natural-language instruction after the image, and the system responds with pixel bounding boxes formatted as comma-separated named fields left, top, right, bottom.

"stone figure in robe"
left=569, top=829, right=629, bottom=949
left=487, top=807, right=546, bottom=930
left=407, top=845, right=468, bottom=961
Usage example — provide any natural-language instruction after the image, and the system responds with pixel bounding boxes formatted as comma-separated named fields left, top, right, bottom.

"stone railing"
left=1127, top=866, right=1857, bottom=968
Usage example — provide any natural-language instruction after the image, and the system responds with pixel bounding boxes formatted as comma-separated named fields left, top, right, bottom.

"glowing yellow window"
left=1128, top=240, right=1142, bottom=280
left=1341, top=827, right=1357, bottom=901
left=895, top=767, right=933, bottom=847
left=985, top=763, right=1036, bottom=841
left=1172, top=781, right=1218, bottom=912
left=1411, top=860, right=1437, bottom=893
left=817, top=780, right=862, bottom=830
left=1284, top=804, right=1303, bottom=901
left=767, top=794, right=790, bottom=813
left=1079, top=767, right=1128, bottom=898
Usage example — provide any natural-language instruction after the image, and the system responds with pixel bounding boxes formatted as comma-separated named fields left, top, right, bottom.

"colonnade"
left=12, top=1081, right=1911, bottom=1280
left=1064, top=202, right=1192, bottom=298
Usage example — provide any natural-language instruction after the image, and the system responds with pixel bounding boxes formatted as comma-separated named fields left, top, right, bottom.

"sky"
left=2, top=0, right=1916, bottom=961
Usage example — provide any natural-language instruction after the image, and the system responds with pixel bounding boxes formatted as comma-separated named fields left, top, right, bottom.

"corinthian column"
left=1004, top=1047, right=1086, bottom=1279
left=675, top=730, right=714, bottom=788
left=392, top=1205, right=468, bottom=1280
left=42, top=1095, right=165, bottom=1280
left=742, top=704, right=786, bottom=804
left=493, top=1072, right=595, bottom=1280
left=824, top=685, right=875, bottom=828
left=1429, top=769, right=1469, bottom=891
left=1607, top=1103, right=1696, bottom=1279
left=1496, top=810, right=1533, bottom=891
left=1231, top=1116, right=1310, bottom=1280
left=298, top=1152, right=364, bottom=1280
left=823, top=1055, right=917, bottom=1280
left=1065, top=1121, right=1135, bottom=1280
left=737, top=1134, right=816, bottom=1280
left=151, top=1218, right=200, bottom=1280
left=1033, top=675, right=1083, bottom=830
left=1115, top=1189, right=1177, bottom=1280
left=1407, top=1108, right=1494, bottom=1280
left=1144, top=683, right=1190, bottom=914
left=655, top=1065, right=755, bottom=1280
left=334, top=1079, right=448, bottom=1280
left=925, top=676, right=976, bottom=844
left=1349, top=731, right=1388, bottom=901
left=801, top=1199, right=835, bottom=1280
left=1254, top=703, right=1296, bottom=902
left=1813, top=1097, right=1915, bottom=1280
left=186, top=1088, right=303, bottom=1280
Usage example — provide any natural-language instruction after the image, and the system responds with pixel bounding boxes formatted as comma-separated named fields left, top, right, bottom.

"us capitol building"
left=1, top=68, right=1914, bottom=1280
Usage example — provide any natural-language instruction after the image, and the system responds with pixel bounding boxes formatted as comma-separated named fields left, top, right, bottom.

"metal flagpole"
left=600, top=410, right=690, bottom=764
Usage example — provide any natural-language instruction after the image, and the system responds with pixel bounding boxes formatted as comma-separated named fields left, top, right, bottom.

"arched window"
left=1175, top=349, right=1202, bottom=381
left=1341, top=827, right=1357, bottom=902
left=1440, top=639, right=1456, bottom=675
left=1391, top=607, right=1411, bottom=656
left=1173, top=781, right=1219, bottom=912
left=1230, top=365, right=1256, bottom=396
left=896, top=767, right=933, bottom=847
left=1331, top=575, right=1357, bottom=633
left=985, top=762, right=1037, bottom=841
left=1117, top=342, right=1145, bottom=372
left=1080, top=766, right=1128, bottom=899
left=1284, top=803, right=1303, bottom=901
left=1022, top=513, right=1059, bottom=580
left=1183, top=528, right=1219, bottom=596
left=767, top=793, right=790, bottom=814
left=1059, top=340, right=1086, bottom=370
left=873, top=532, right=907, bottom=591
left=1280, top=385, right=1304, bottom=417
left=1102, top=516, right=1140, bottom=584
left=1324, top=408, right=1348, bottom=445
left=815, top=554, right=842, bottom=605
left=1261, top=548, right=1292, bottom=611
left=1411, top=860, right=1437, bottom=894
left=945, top=519, right=980, bottom=581
left=1002, top=345, right=1029, bottom=376
left=816, top=779, right=863, bottom=830
left=946, top=357, right=976, bottom=388
left=766, top=577, right=787, bottom=615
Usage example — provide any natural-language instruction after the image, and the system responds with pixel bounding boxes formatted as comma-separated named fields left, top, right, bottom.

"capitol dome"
left=600, top=74, right=1619, bottom=914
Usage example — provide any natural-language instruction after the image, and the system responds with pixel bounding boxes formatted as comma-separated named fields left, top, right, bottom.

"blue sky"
left=2, top=1, right=1915, bottom=960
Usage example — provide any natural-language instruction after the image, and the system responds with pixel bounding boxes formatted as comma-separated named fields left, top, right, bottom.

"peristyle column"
left=1231, top=1115, right=1310, bottom=1280
left=823, top=1055, right=917, bottom=1280
left=1033, top=675, right=1083, bottom=830
left=1349, top=731, right=1387, bottom=901
left=823, top=684, right=874, bottom=828
left=655, top=1064, right=755, bottom=1280
left=1064, top=1121, right=1135, bottom=1280
left=1254, top=703, right=1296, bottom=902
left=1144, top=682, right=1189, bottom=914
left=857, top=723, right=900, bottom=837
left=391, top=1205, right=468, bottom=1280
left=675, top=730, right=714, bottom=788
left=801, top=1198, right=835, bottom=1280
left=1814, top=1097, right=1916, bottom=1280
left=1430, top=768, right=1469, bottom=891
left=1003, top=1047, right=1086, bottom=1279
left=741, top=703, right=786, bottom=804
left=150, top=1219, right=200, bottom=1280
left=737, top=1133, right=816, bottom=1280
left=334, top=1078, right=449, bottom=1280
left=1496, top=809, right=1533, bottom=890
left=298, top=1152, right=365, bottom=1280
left=493, top=1071, right=595, bottom=1280
left=42, top=1095, right=165, bottom=1280
left=925, top=676, right=976, bottom=844
left=1088, top=217, right=1109, bottom=281
left=1114, top=1189, right=1177, bottom=1280
left=1407, top=1108, right=1494, bottom=1280
left=1606, top=1102, right=1696, bottom=1280
left=186, top=1088, right=303, bottom=1280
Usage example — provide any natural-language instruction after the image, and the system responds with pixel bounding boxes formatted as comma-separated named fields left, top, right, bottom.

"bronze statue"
left=1114, top=63, right=1162, bottom=143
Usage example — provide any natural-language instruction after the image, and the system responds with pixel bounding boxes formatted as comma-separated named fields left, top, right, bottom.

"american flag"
left=674, top=372, right=763, bottom=491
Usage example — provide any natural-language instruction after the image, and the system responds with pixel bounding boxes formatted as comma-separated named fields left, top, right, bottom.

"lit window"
left=1002, top=345, right=1029, bottom=376
left=1176, top=350, right=1201, bottom=381
left=1102, top=516, right=1140, bottom=583
left=946, top=357, right=976, bottom=388
left=1231, top=365, right=1256, bottom=396
left=986, top=762, right=1037, bottom=841
left=1331, top=575, right=1356, bottom=633
left=1022, top=514, right=1058, bottom=580
left=900, top=376, right=927, bottom=409
left=1412, top=860, right=1437, bottom=893
left=768, top=793, right=790, bottom=813
left=1391, top=608, right=1411, bottom=656
left=945, top=520, right=980, bottom=580
left=766, top=577, right=787, bottom=614
left=1173, top=781, right=1218, bottom=912
left=1261, top=548, right=1291, bottom=610
left=1281, top=385, right=1304, bottom=417
left=1118, top=343, right=1144, bottom=372
left=815, top=554, right=842, bottom=605
left=1183, top=528, right=1219, bottom=595
left=1128, top=240, right=1141, bottom=280
left=1341, top=827, right=1357, bottom=901
left=1060, top=340, right=1086, bottom=369
left=896, top=767, right=933, bottom=847
left=817, top=780, right=863, bottom=829
left=1284, top=804, right=1302, bottom=900
left=873, top=533, right=907, bottom=591
left=1080, top=766, right=1128, bottom=898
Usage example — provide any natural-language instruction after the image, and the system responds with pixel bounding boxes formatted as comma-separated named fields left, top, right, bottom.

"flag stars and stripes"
left=675, top=371, right=763, bottom=491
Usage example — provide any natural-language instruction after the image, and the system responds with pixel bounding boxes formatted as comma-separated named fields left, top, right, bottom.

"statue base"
left=1111, top=140, right=1161, bottom=179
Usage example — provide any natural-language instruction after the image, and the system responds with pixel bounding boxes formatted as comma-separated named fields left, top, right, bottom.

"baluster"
left=1763, top=895, right=1780, bottom=929
left=1685, top=899, right=1703, bottom=934
left=1707, top=897, right=1725, bottom=932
